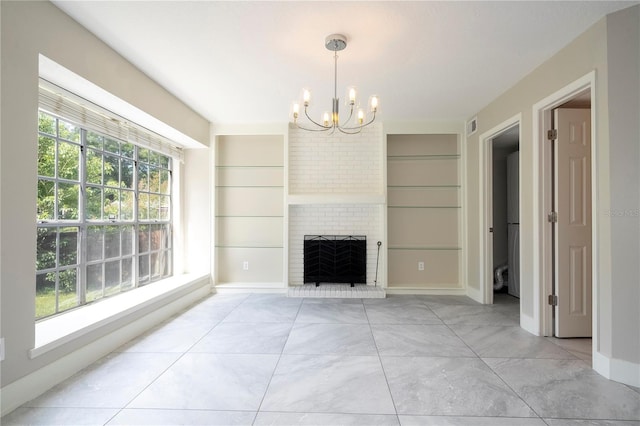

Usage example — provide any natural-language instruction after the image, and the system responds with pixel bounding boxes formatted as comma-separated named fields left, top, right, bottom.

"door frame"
left=478, top=114, right=521, bottom=306
left=532, top=71, right=597, bottom=338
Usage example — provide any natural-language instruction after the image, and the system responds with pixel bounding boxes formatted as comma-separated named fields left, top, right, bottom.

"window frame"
left=36, top=110, right=174, bottom=320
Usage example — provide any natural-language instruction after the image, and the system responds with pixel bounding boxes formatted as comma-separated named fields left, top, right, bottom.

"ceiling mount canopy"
left=291, top=34, right=378, bottom=135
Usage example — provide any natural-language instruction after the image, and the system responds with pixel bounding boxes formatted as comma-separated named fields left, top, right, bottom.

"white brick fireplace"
left=287, top=123, right=386, bottom=295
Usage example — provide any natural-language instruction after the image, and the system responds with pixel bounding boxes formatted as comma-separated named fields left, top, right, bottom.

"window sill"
left=30, top=273, right=210, bottom=359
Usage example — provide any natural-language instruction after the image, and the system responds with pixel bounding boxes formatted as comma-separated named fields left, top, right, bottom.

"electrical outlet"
left=418, top=261, right=425, bottom=271
left=242, top=261, right=249, bottom=271
left=0, top=338, right=5, bottom=362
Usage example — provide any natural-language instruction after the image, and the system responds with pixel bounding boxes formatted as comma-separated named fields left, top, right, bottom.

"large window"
left=36, top=111, right=173, bottom=319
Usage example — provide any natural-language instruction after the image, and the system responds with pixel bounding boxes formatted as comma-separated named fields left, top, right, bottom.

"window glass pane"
left=160, top=170, right=170, bottom=194
left=36, top=273, right=56, bottom=319
left=149, top=194, right=160, bottom=220
left=164, top=250, right=172, bottom=277
left=86, top=186, right=102, bottom=220
left=86, top=131, right=103, bottom=150
left=86, top=264, right=103, bottom=302
left=36, top=227, right=56, bottom=270
left=58, top=120, right=80, bottom=142
left=58, top=142, right=80, bottom=181
left=121, top=190, right=134, bottom=221
left=149, top=150, right=160, bottom=166
left=105, top=260, right=120, bottom=296
left=87, top=226, right=104, bottom=262
left=58, top=183, right=79, bottom=220
left=105, top=226, right=120, bottom=259
left=163, top=224, right=172, bottom=249
left=121, top=142, right=134, bottom=158
left=86, top=149, right=103, bottom=185
left=138, top=224, right=149, bottom=253
left=104, top=154, right=119, bottom=187
left=159, top=196, right=171, bottom=220
left=138, top=193, right=149, bottom=220
left=38, top=112, right=57, bottom=136
left=159, top=154, right=170, bottom=169
left=138, top=148, right=149, bottom=163
left=121, top=159, right=134, bottom=189
left=150, top=224, right=162, bottom=251
left=122, top=258, right=134, bottom=290
left=138, top=164, right=149, bottom=191
left=150, top=252, right=162, bottom=279
left=59, top=227, right=78, bottom=266
left=104, top=188, right=119, bottom=220
left=58, top=268, right=78, bottom=312
left=104, top=138, right=119, bottom=155
left=37, top=179, right=55, bottom=220
left=122, top=226, right=134, bottom=256
left=138, top=254, right=150, bottom=284
left=149, top=166, right=160, bottom=193
left=38, top=136, right=56, bottom=177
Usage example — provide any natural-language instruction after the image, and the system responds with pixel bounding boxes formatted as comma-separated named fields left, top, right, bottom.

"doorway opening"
left=491, top=127, right=520, bottom=309
left=533, top=72, right=596, bottom=347
left=478, top=114, right=521, bottom=322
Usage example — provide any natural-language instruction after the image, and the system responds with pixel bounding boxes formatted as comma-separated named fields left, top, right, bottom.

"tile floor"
left=3, top=293, right=640, bottom=425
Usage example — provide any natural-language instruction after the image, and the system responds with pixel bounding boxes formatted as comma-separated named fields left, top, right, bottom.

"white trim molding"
left=477, top=114, right=522, bottom=305
left=531, top=71, right=597, bottom=339
left=593, top=351, right=640, bottom=388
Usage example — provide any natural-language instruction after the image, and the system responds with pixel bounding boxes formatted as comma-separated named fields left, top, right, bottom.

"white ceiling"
left=52, top=1, right=635, bottom=125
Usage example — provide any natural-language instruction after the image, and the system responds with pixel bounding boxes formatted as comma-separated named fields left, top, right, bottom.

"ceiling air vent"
left=466, top=117, right=478, bottom=136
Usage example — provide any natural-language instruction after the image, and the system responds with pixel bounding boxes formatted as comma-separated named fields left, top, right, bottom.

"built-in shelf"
left=287, top=193, right=386, bottom=205
left=215, top=185, right=284, bottom=188
left=388, top=206, right=461, bottom=209
left=387, top=154, right=460, bottom=160
left=388, top=185, right=461, bottom=188
left=215, top=165, right=283, bottom=168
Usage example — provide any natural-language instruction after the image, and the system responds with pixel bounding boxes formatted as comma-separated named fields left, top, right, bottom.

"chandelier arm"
left=341, top=104, right=354, bottom=126
left=337, top=125, right=363, bottom=135
left=339, top=111, right=377, bottom=130
left=293, top=121, right=332, bottom=132
left=304, top=106, right=333, bottom=129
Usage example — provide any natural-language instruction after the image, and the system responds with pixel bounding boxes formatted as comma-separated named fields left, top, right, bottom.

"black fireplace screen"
left=303, top=235, right=366, bottom=286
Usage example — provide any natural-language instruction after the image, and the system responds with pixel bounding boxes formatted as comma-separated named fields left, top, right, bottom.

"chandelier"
left=291, top=34, right=379, bottom=135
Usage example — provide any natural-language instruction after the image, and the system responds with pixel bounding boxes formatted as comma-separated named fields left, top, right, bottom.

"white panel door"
left=554, top=108, right=592, bottom=338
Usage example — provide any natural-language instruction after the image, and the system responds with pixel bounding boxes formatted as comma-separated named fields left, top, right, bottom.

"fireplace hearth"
left=303, top=235, right=366, bottom=286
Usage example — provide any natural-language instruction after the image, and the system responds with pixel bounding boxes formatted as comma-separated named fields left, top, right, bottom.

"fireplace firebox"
left=303, top=235, right=366, bottom=286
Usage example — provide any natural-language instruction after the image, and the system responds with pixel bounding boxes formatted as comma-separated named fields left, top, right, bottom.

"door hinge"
left=548, top=211, right=558, bottom=223
left=547, top=129, right=557, bottom=140
left=548, top=294, right=558, bottom=306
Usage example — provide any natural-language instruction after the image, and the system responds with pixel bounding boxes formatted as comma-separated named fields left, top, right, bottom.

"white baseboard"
left=466, top=285, right=483, bottom=303
left=520, top=313, right=540, bottom=336
left=386, top=287, right=467, bottom=296
left=593, top=351, right=640, bottom=388
left=0, top=281, right=211, bottom=417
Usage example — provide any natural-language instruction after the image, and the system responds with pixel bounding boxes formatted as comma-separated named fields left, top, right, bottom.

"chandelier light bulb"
left=323, top=111, right=330, bottom=126
left=348, top=87, right=357, bottom=105
left=292, top=103, right=300, bottom=120
left=370, top=95, right=379, bottom=112
left=357, top=109, right=365, bottom=124
left=303, top=89, right=311, bottom=107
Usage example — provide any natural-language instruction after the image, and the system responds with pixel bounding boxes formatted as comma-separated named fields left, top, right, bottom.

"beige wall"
left=0, top=0, right=210, bottom=388
left=465, top=5, right=639, bottom=370
left=605, top=5, right=640, bottom=366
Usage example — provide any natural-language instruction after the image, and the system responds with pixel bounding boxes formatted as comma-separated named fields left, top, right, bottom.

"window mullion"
left=133, top=147, right=139, bottom=288
left=79, top=129, right=88, bottom=305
